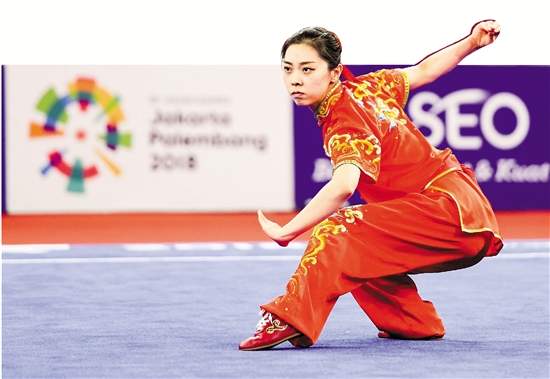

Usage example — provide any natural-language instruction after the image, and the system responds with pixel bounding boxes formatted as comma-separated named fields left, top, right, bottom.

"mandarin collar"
left=314, top=81, right=342, bottom=121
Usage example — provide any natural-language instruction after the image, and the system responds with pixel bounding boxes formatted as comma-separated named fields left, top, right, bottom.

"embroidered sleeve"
left=324, top=129, right=381, bottom=183
left=368, top=69, right=409, bottom=108
left=398, top=69, right=410, bottom=107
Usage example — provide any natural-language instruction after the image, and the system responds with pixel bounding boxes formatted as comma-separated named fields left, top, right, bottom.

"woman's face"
left=282, top=43, right=340, bottom=110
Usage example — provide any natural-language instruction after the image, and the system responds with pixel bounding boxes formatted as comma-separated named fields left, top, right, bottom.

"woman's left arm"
left=404, top=20, right=501, bottom=91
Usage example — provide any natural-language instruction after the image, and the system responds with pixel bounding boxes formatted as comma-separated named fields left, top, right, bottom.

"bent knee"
left=458, top=232, right=490, bottom=259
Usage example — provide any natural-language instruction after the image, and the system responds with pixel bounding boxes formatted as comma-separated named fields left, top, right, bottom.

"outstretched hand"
left=257, top=210, right=291, bottom=247
left=470, top=20, right=501, bottom=48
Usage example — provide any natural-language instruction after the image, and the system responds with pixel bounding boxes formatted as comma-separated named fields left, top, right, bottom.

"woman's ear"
left=331, top=64, right=343, bottom=83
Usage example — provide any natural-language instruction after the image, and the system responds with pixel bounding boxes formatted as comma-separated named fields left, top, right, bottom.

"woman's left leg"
left=350, top=275, right=446, bottom=339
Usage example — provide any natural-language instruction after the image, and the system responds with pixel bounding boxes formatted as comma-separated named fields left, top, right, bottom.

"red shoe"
left=378, top=331, right=444, bottom=340
left=239, top=310, right=302, bottom=351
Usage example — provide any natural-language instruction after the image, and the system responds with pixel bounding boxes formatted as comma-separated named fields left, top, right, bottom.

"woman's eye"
left=303, top=67, right=312, bottom=73
left=283, top=66, right=291, bottom=72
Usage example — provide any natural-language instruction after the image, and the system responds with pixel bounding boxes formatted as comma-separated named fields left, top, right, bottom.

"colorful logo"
left=30, top=77, right=132, bottom=193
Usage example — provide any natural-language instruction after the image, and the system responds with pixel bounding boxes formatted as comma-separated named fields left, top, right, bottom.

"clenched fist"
left=470, top=20, right=501, bottom=48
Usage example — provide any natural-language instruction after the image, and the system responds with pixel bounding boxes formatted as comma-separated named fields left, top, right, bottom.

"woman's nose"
left=290, top=72, right=302, bottom=86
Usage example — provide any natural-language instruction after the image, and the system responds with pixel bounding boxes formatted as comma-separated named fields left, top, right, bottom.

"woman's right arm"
left=258, top=163, right=361, bottom=246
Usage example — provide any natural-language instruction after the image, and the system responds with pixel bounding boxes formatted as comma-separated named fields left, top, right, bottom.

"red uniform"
left=261, top=69, right=503, bottom=343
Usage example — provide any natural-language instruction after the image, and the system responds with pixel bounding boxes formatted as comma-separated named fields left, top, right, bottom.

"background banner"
left=4, top=65, right=294, bottom=214
left=294, top=65, right=550, bottom=211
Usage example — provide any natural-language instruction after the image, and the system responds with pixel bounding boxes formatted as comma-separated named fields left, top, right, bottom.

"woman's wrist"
left=468, top=34, right=481, bottom=50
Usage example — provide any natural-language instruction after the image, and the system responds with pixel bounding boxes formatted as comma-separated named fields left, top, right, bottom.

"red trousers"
left=261, top=177, right=498, bottom=344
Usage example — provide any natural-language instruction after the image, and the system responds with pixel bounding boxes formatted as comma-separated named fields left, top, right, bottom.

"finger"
left=491, top=29, right=500, bottom=41
left=258, top=209, right=269, bottom=220
left=258, top=211, right=276, bottom=230
left=481, top=23, right=492, bottom=33
left=486, top=21, right=499, bottom=31
left=257, top=210, right=267, bottom=225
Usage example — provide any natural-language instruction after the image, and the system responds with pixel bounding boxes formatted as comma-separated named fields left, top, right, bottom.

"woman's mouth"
left=291, top=92, right=305, bottom=99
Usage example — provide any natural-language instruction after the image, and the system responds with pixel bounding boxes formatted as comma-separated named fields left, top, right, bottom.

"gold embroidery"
left=287, top=218, right=347, bottom=295
left=373, top=98, right=408, bottom=128
left=301, top=219, right=346, bottom=276
left=315, top=81, right=341, bottom=120
left=347, top=81, right=373, bottom=101
left=359, top=69, right=406, bottom=108
left=344, top=208, right=364, bottom=223
left=399, top=69, right=410, bottom=107
left=266, top=320, right=288, bottom=334
left=368, top=70, right=391, bottom=98
left=326, top=133, right=381, bottom=161
left=317, top=70, right=407, bottom=123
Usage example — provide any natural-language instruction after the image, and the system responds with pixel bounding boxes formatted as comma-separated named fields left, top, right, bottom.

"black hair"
left=281, top=27, right=342, bottom=70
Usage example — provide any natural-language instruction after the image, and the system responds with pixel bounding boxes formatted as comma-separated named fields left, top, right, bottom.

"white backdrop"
left=0, top=0, right=548, bottom=65
left=4, top=65, right=294, bottom=213
left=1, top=0, right=548, bottom=214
